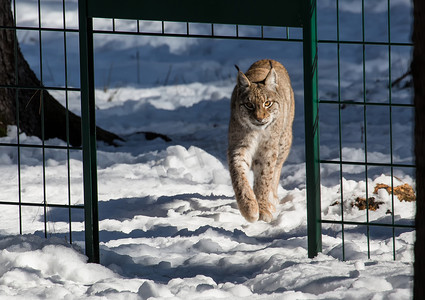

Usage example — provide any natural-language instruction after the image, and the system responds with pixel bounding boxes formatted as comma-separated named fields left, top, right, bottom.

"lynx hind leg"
left=268, top=191, right=278, bottom=213
left=271, top=162, right=284, bottom=206
left=272, top=140, right=291, bottom=205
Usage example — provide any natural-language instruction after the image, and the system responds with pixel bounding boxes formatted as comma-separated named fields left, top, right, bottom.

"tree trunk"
left=0, top=0, right=123, bottom=147
left=413, top=0, right=425, bottom=299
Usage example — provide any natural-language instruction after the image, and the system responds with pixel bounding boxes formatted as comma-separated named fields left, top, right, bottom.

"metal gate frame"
left=78, top=0, right=321, bottom=263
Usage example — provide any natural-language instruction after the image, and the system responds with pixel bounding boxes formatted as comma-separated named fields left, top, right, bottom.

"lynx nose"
left=255, top=112, right=267, bottom=124
left=254, top=117, right=268, bottom=126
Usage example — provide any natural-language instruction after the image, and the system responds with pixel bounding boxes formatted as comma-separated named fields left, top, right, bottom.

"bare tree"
left=413, top=0, right=425, bottom=298
left=0, top=0, right=122, bottom=146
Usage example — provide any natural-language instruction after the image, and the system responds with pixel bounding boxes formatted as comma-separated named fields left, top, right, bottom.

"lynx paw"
left=238, top=199, right=259, bottom=222
left=258, top=200, right=275, bottom=222
left=259, top=208, right=273, bottom=222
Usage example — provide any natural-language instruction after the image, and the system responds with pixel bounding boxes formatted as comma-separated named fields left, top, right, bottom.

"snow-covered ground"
left=0, top=0, right=414, bottom=299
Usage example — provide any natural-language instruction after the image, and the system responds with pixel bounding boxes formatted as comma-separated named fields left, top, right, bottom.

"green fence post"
left=303, top=0, right=322, bottom=258
left=78, top=0, right=100, bottom=264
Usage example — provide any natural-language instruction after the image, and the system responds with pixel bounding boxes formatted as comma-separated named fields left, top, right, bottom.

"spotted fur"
left=228, top=59, right=295, bottom=222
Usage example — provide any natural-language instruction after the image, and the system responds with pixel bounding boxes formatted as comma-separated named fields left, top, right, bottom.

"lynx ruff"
left=227, top=59, right=295, bottom=222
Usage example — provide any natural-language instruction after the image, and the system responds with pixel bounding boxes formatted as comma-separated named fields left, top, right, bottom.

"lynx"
left=227, top=59, right=295, bottom=222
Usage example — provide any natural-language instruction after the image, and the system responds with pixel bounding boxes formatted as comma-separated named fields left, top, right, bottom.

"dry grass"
left=373, top=183, right=416, bottom=202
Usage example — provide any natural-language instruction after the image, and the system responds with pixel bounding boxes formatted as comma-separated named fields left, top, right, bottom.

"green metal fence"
left=317, top=0, right=414, bottom=260
left=0, top=0, right=84, bottom=243
left=0, top=0, right=414, bottom=264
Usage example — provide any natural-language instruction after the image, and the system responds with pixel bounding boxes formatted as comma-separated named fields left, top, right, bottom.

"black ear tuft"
left=235, top=65, right=250, bottom=88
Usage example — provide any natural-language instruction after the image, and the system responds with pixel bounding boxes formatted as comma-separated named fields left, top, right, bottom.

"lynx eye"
left=264, top=100, right=273, bottom=108
left=244, top=102, right=255, bottom=110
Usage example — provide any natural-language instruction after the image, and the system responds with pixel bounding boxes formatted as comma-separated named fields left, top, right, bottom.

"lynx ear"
left=235, top=65, right=250, bottom=88
left=265, top=67, right=278, bottom=91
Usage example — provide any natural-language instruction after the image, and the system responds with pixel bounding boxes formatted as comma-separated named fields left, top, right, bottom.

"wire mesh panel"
left=0, top=0, right=85, bottom=244
left=317, top=0, right=414, bottom=260
left=1, top=0, right=320, bottom=264
left=1, top=0, right=414, bottom=264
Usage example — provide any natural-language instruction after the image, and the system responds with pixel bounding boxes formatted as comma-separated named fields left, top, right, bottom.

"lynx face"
left=237, top=85, right=280, bottom=129
left=235, top=65, right=281, bottom=130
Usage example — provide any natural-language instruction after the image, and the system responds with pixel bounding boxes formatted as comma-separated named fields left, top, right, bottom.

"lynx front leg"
left=253, top=156, right=278, bottom=223
left=228, top=150, right=259, bottom=222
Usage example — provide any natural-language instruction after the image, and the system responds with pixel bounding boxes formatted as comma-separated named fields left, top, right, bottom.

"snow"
left=0, top=0, right=414, bottom=299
